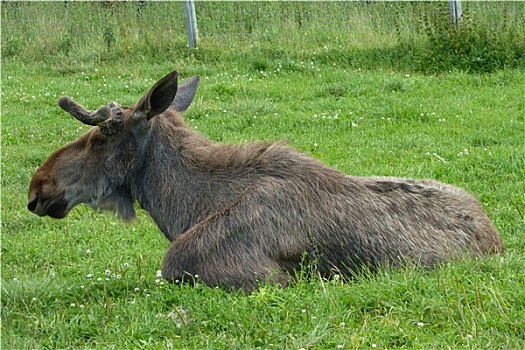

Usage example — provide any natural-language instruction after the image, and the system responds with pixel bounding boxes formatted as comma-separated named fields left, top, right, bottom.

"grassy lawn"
left=2, top=2, right=524, bottom=349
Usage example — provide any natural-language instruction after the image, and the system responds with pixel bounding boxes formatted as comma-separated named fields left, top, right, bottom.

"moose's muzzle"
left=28, top=192, right=69, bottom=219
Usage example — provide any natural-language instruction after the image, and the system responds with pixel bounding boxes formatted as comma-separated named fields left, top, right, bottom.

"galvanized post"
left=184, top=0, right=198, bottom=48
left=448, top=0, right=462, bottom=28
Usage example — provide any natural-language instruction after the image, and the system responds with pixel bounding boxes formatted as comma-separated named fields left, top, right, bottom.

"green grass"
left=2, top=2, right=525, bottom=349
left=2, top=2, right=524, bottom=72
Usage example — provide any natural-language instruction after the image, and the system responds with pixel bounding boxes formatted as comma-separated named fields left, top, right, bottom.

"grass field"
left=2, top=2, right=525, bottom=349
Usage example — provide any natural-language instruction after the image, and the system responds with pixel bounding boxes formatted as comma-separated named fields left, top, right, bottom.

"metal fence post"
left=183, top=0, right=198, bottom=48
left=448, top=0, right=462, bottom=28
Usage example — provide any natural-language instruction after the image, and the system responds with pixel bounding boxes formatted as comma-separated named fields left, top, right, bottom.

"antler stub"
left=58, top=96, right=111, bottom=126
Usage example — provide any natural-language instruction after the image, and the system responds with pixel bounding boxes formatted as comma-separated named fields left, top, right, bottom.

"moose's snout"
left=28, top=194, right=38, bottom=213
left=27, top=188, right=69, bottom=219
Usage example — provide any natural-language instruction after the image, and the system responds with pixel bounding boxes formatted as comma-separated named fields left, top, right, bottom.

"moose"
left=28, top=70, right=504, bottom=291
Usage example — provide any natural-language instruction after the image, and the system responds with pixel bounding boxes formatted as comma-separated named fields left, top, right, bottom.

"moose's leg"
left=161, top=225, right=288, bottom=291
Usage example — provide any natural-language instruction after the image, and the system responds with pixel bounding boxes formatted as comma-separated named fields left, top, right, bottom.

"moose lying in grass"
left=28, top=70, right=504, bottom=291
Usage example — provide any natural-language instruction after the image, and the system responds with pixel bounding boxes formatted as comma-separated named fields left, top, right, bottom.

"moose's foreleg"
left=161, top=226, right=288, bottom=291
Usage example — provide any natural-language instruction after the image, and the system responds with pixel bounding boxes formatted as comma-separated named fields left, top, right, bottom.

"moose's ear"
left=170, top=76, right=200, bottom=113
left=134, top=71, right=179, bottom=120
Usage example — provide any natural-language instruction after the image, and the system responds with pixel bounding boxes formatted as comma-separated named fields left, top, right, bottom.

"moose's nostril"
left=28, top=195, right=38, bottom=212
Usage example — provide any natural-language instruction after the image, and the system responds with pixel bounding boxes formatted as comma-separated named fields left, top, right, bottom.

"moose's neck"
left=131, top=116, right=257, bottom=241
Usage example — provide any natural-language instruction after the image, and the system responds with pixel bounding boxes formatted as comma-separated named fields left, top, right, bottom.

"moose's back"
left=195, top=142, right=504, bottom=275
left=160, top=137, right=503, bottom=289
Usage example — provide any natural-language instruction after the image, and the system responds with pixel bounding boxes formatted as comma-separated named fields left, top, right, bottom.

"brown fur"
left=28, top=71, right=504, bottom=291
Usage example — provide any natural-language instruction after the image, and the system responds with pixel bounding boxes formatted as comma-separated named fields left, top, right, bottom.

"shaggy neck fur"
left=129, top=112, right=282, bottom=241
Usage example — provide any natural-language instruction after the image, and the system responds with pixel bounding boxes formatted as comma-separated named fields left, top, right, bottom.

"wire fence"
left=2, top=1, right=524, bottom=71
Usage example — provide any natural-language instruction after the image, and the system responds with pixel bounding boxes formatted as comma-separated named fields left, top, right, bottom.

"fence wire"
left=2, top=1, right=524, bottom=59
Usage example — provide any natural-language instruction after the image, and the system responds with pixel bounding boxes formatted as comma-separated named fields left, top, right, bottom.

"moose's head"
left=28, top=71, right=199, bottom=221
